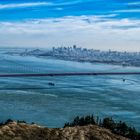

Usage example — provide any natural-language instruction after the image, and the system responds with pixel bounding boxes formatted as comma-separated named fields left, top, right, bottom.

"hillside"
left=0, top=121, right=130, bottom=140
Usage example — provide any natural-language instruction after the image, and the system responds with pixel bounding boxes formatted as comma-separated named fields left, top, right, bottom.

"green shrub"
left=64, top=115, right=96, bottom=127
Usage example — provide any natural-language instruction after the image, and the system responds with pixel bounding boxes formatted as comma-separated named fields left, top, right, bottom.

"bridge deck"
left=0, top=72, right=140, bottom=77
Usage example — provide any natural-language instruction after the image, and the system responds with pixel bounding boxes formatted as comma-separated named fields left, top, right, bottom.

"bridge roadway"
left=0, top=72, right=140, bottom=77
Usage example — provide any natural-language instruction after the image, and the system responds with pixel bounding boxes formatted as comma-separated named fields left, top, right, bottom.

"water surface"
left=0, top=51, right=140, bottom=129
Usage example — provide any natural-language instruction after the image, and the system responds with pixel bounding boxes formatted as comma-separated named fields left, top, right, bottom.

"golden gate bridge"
left=0, top=72, right=140, bottom=77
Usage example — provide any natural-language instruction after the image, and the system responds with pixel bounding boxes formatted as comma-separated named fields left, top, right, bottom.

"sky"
left=0, top=0, right=140, bottom=51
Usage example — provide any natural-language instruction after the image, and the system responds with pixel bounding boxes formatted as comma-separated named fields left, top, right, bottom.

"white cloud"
left=0, top=2, right=52, bottom=9
left=127, top=2, right=140, bottom=5
left=114, top=9, right=140, bottom=13
left=0, top=15, right=140, bottom=51
left=0, top=0, right=89, bottom=10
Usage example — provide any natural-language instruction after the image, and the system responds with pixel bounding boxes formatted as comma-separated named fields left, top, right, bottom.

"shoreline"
left=38, top=55, right=140, bottom=68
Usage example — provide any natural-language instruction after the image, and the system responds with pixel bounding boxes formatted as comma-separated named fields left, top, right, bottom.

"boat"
left=48, top=82, right=55, bottom=86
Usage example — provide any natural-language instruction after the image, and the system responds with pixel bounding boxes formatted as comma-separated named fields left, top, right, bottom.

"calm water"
left=0, top=51, right=140, bottom=129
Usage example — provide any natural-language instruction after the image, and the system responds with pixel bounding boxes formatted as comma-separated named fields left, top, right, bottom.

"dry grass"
left=0, top=121, right=130, bottom=140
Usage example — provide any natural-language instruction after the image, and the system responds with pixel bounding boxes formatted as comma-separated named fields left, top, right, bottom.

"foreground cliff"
left=0, top=121, right=130, bottom=140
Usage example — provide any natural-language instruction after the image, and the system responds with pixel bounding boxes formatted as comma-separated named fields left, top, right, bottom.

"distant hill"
left=0, top=121, right=129, bottom=140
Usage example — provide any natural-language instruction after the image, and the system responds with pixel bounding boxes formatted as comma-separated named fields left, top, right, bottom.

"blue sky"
left=0, top=0, right=140, bottom=51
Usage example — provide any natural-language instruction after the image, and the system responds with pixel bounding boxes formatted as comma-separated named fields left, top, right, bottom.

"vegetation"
left=0, top=116, right=140, bottom=140
left=64, top=115, right=140, bottom=140
left=0, top=119, right=27, bottom=127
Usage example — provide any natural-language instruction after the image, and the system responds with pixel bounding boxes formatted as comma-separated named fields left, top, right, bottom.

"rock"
left=0, top=122, right=130, bottom=140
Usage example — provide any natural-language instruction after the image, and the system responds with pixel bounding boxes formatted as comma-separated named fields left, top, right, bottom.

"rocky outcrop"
left=0, top=122, right=130, bottom=140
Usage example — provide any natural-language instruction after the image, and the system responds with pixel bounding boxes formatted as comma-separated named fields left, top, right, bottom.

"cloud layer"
left=0, top=1, right=140, bottom=51
left=0, top=15, right=140, bottom=51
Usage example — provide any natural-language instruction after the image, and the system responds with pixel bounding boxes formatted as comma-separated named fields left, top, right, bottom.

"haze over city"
left=0, top=0, right=140, bottom=51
